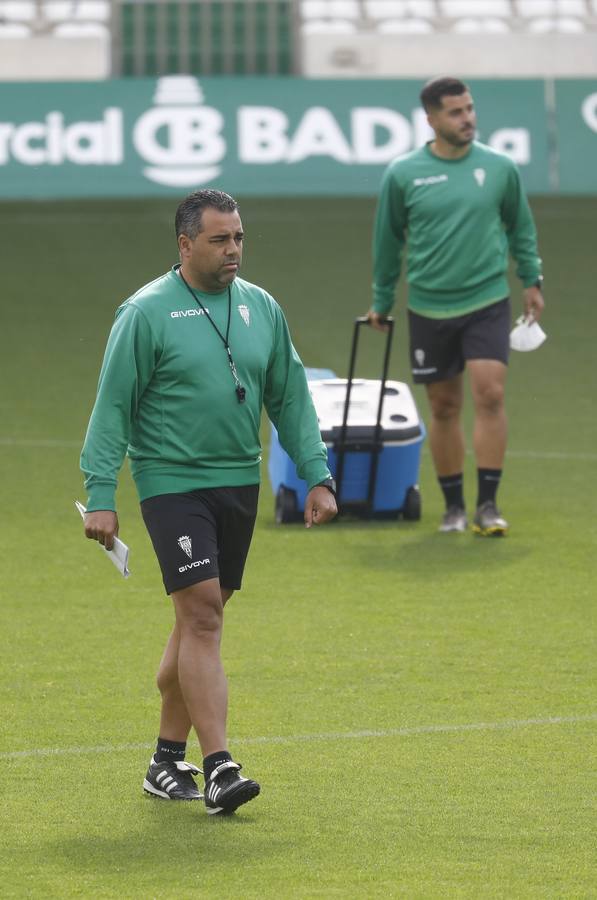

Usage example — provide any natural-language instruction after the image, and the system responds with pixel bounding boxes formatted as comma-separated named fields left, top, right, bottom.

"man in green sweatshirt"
left=80, top=189, right=337, bottom=815
left=367, top=76, right=545, bottom=536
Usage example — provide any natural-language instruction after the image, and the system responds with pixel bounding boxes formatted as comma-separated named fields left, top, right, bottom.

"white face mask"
left=510, top=316, right=547, bottom=352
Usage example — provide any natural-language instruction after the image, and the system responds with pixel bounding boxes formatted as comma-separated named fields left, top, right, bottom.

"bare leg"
left=164, top=580, right=234, bottom=757
left=157, top=586, right=233, bottom=748
left=467, top=360, right=508, bottom=469
left=156, top=622, right=190, bottom=742
left=425, top=375, right=466, bottom=477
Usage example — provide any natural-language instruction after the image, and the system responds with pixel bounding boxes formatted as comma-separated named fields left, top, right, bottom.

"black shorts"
left=408, top=298, right=511, bottom=384
left=141, top=485, right=259, bottom=595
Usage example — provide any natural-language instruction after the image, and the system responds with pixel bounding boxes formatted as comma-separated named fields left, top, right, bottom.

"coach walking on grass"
left=367, top=76, right=545, bottom=535
left=80, top=189, right=337, bottom=815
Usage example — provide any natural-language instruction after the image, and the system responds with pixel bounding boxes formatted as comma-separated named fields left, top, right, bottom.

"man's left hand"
left=304, top=486, right=337, bottom=528
left=523, top=286, right=545, bottom=322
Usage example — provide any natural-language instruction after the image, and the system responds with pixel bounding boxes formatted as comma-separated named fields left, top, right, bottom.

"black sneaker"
left=143, top=755, right=203, bottom=800
left=204, top=760, right=260, bottom=815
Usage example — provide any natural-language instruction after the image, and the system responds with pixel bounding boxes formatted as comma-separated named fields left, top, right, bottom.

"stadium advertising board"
left=0, top=77, right=585, bottom=199
left=555, top=80, right=597, bottom=193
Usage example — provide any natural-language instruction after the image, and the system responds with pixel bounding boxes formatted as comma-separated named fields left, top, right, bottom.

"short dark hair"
left=420, top=77, right=470, bottom=113
left=175, top=189, right=239, bottom=240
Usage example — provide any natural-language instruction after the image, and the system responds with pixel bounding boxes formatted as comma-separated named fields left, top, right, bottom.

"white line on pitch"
left=2, top=714, right=595, bottom=762
left=505, top=450, right=597, bottom=461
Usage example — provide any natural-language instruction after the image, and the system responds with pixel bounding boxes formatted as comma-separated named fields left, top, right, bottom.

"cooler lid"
left=309, top=378, right=421, bottom=437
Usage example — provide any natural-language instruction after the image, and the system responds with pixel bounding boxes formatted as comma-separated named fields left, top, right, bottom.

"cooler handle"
left=336, top=316, right=394, bottom=508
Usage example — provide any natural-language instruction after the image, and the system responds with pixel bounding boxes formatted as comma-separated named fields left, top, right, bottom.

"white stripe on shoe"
left=207, top=784, right=220, bottom=802
left=142, top=778, right=169, bottom=799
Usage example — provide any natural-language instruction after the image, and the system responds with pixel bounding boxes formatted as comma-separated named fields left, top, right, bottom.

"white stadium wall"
left=0, top=36, right=110, bottom=81
left=302, top=33, right=597, bottom=78
left=1, top=32, right=594, bottom=81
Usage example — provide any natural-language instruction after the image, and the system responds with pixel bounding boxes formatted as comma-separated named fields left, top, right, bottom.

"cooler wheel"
left=403, top=485, right=422, bottom=521
left=275, top=486, right=299, bottom=524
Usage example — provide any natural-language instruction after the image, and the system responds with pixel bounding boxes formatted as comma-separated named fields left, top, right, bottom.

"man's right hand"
left=84, top=510, right=119, bottom=551
left=366, top=309, right=391, bottom=333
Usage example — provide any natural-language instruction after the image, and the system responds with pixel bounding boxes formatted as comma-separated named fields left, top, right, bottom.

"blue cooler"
left=269, top=376, right=426, bottom=523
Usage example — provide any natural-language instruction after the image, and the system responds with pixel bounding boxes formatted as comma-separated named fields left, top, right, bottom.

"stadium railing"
left=111, top=0, right=297, bottom=76
left=0, top=0, right=297, bottom=78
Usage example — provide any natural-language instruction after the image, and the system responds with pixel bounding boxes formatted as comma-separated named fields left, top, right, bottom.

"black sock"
left=477, top=468, right=502, bottom=507
left=438, top=473, right=464, bottom=510
left=155, top=737, right=186, bottom=764
left=203, top=750, right=232, bottom=781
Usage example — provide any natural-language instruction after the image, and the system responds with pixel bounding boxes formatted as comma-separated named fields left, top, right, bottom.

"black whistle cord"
left=178, top=268, right=246, bottom=404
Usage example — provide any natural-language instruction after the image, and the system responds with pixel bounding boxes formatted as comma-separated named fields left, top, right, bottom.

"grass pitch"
left=1, top=197, right=595, bottom=899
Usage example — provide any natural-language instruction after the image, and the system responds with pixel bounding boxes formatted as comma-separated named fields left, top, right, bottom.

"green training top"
left=81, top=268, right=330, bottom=511
left=372, top=141, right=542, bottom=319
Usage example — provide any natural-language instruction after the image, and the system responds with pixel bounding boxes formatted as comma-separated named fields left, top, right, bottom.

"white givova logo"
left=474, top=167, right=486, bottom=187
left=177, top=535, right=193, bottom=559
left=415, top=349, right=425, bottom=366
left=238, top=304, right=250, bottom=326
left=133, top=77, right=225, bottom=187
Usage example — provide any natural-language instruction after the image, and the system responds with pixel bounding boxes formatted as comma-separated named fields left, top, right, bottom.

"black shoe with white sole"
left=204, top=760, right=260, bottom=815
left=143, top=755, right=203, bottom=800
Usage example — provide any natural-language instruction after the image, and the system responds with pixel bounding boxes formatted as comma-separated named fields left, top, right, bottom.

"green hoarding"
left=0, top=77, right=591, bottom=199
left=554, top=79, right=597, bottom=193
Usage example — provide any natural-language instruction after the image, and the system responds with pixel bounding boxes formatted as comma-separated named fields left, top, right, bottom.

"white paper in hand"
left=75, top=500, right=131, bottom=578
left=510, top=316, right=547, bottom=352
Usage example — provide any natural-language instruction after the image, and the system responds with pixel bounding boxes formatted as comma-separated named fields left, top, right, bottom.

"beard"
left=439, top=126, right=475, bottom=147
